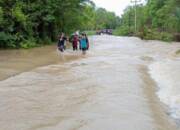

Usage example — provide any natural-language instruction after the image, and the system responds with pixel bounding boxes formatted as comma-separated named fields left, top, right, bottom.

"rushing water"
left=0, top=35, right=179, bottom=130
left=149, top=58, right=180, bottom=120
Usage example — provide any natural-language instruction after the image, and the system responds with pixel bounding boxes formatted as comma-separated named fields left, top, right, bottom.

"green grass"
left=143, top=30, right=174, bottom=42
left=113, top=26, right=130, bottom=36
left=85, top=31, right=96, bottom=36
left=176, top=49, right=180, bottom=55
left=113, top=27, right=174, bottom=42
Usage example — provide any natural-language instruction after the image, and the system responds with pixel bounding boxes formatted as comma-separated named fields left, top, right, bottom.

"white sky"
left=92, top=0, right=145, bottom=16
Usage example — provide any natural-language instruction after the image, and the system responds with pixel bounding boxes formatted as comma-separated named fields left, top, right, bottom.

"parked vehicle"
left=96, top=29, right=112, bottom=35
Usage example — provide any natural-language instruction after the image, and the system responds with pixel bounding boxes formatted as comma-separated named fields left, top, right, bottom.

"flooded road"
left=0, top=35, right=180, bottom=130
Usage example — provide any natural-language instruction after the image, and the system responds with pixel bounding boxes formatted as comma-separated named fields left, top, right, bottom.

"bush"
left=113, top=26, right=130, bottom=36
left=174, top=33, right=180, bottom=41
left=20, top=38, right=37, bottom=49
left=143, top=29, right=173, bottom=42
left=37, top=36, right=53, bottom=46
left=0, top=32, right=17, bottom=48
left=161, top=32, right=173, bottom=42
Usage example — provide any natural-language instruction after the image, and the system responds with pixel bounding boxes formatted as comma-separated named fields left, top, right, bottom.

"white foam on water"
left=149, top=59, right=180, bottom=120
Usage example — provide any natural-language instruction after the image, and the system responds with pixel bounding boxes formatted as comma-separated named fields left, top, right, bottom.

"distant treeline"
left=114, top=0, right=180, bottom=41
left=0, top=0, right=120, bottom=48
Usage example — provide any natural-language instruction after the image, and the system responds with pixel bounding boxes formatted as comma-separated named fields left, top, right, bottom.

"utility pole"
left=128, top=13, right=131, bottom=34
left=131, top=0, right=141, bottom=33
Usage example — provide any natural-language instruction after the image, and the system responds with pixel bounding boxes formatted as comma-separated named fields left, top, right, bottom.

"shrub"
left=0, top=32, right=16, bottom=48
left=174, top=33, right=180, bottom=41
left=161, top=32, right=173, bottom=42
left=113, top=26, right=130, bottom=36
left=143, top=29, right=173, bottom=42
left=20, top=38, right=37, bottom=49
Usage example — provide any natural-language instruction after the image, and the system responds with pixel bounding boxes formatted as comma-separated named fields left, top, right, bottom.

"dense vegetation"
left=114, top=0, right=180, bottom=41
left=0, top=0, right=120, bottom=48
left=1, top=0, right=179, bottom=49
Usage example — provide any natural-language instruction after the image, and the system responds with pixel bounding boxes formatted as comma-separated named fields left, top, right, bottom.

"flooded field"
left=0, top=35, right=180, bottom=130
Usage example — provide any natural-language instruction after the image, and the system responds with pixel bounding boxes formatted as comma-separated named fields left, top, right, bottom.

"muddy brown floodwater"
left=0, top=35, right=180, bottom=130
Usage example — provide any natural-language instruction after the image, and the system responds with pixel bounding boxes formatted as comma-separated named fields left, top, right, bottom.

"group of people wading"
left=57, top=32, right=89, bottom=55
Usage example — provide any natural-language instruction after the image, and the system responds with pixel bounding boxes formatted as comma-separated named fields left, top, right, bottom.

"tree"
left=115, top=0, right=180, bottom=41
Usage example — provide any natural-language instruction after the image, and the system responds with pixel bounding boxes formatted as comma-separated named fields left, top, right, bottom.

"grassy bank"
left=85, top=31, right=96, bottom=36
left=113, top=28, right=179, bottom=42
left=0, top=32, right=55, bottom=49
left=136, top=31, right=174, bottom=42
left=176, top=49, right=180, bottom=55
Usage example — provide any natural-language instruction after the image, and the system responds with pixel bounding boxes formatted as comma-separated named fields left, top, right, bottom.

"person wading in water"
left=79, top=33, right=88, bottom=55
left=57, top=33, right=67, bottom=52
left=72, top=34, right=79, bottom=51
left=85, top=33, right=89, bottom=50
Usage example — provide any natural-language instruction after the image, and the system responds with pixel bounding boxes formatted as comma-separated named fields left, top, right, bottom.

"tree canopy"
left=114, top=0, right=180, bottom=41
left=0, top=0, right=120, bottom=48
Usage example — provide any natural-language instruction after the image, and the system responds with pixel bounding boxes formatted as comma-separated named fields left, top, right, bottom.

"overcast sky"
left=92, top=0, right=145, bottom=16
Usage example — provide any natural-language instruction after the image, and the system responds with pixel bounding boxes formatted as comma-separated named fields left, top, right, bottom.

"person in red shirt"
left=72, top=34, right=79, bottom=51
